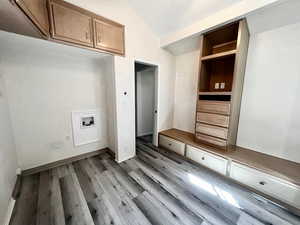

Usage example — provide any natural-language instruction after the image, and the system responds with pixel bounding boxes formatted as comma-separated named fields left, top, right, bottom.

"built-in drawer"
left=197, top=101, right=231, bottom=115
left=195, top=133, right=227, bottom=147
left=159, top=135, right=185, bottom=156
left=196, top=112, right=229, bottom=127
left=186, top=145, right=228, bottom=175
left=196, top=123, right=228, bottom=139
left=230, top=162, right=300, bottom=208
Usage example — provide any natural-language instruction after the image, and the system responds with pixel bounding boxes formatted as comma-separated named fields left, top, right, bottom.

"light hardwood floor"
left=9, top=143, right=300, bottom=225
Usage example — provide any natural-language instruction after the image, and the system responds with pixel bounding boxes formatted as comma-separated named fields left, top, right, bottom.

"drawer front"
left=230, top=162, right=300, bottom=208
left=159, top=135, right=185, bottom=156
left=197, top=101, right=230, bottom=115
left=186, top=145, right=228, bottom=175
left=195, top=133, right=227, bottom=147
left=196, top=112, right=229, bottom=127
left=196, top=123, right=228, bottom=139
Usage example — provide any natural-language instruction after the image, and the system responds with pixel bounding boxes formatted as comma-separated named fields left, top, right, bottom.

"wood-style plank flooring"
left=10, top=143, right=300, bottom=225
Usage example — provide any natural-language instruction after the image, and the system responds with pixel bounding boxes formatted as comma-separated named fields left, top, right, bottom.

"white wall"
left=136, top=68, right=155, bottom=136
left=0, top=31, right=110, bottom=170
left=0, top=71, right=18, bottom=223
left=64, top=0, right=176, bottom=162
left=237, top=21, right=300, bottom=163
left=173, top=50, right=200, bottom=133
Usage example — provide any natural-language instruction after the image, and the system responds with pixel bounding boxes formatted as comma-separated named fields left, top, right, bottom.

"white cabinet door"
left=230, top=162, right=300, bottom=208
left=186, top=145, right=228, bottom=175
left=159, top=135, right=185, bottom=156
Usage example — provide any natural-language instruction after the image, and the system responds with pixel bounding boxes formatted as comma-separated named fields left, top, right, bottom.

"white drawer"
left=230, top=162, right=300, bottom=208
left=159, top=135, right=185, bottom=156
left=186, top=145, right=228, bottom=175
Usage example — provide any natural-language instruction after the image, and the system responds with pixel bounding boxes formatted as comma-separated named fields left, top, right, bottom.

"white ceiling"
left=127, top=0, right=243, bottom=37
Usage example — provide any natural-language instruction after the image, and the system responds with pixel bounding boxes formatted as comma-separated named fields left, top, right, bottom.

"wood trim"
left=11, top=175, right=22, bottom=200
left=22, top=148, right=108, bottom=176
left=201, top=49, right=236, bottom=61
left=227, top=19, right=250, bottom=145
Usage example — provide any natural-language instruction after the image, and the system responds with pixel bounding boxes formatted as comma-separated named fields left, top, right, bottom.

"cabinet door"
left=49, top=0, right=93, bottom=47
left=15, top=0, right=50, bottom=37
left=93, top=18, right=125, bottom=55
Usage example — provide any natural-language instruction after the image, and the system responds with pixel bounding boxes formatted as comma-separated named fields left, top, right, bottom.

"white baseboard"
left=2, top=198, right=15, bottom=225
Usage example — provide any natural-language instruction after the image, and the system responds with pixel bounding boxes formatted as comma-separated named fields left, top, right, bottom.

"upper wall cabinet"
left=93, top=18, right=125, bottom=55
left=15, top=0, right=50, bottom=37
left=48, top=0, right=94, bottom=47
left=12, top=0, right=125, bottom=56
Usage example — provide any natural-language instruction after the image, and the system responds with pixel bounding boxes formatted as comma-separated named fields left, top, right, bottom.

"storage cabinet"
left=159, top=131, right=300, bottom=210
left=186, top=145, right=228, bottom=175
left=159, top=135, right=185, bottom=156
left=15, top=0, right=50, bottom=37
left=94, top=18, right=125, bottom=55
left=195, top=20, right=249, bottom=148
left=14, top=0, right=125, bottom=55
left=230, top=162, right=300, bottom=208
left=48, top=0, right=94, bottom=47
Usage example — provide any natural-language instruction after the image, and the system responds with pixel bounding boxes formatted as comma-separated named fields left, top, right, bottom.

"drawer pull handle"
left=202, top=157, right=205, bottom=160
left=259, top=181, right=266, bottom=186
left=168, top=143, right=172, bottom=146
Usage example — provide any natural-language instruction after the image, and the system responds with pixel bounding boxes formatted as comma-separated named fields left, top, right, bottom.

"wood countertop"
left=160, top=129, right=300, bottom=186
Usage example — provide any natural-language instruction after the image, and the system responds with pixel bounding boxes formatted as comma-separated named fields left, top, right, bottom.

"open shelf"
left=201, top=49, right=236, bottom=61
left=202, top=23, right=239, bottom=57
left=199, top=55, right=235, bottom=93
left=199, top=94, right=231, bottom=101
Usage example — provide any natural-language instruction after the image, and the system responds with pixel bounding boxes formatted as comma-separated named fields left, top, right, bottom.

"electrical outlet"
left=214, top=83, right=220, bottom=89
left=220, top=82, right=225, bottom=89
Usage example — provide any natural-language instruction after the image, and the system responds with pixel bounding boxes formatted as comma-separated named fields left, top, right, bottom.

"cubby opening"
left=202, top=22, right=239, bottom=57
left=199, top=95, right=231, bottom=101
left=199, top=55, right=235, bottom=93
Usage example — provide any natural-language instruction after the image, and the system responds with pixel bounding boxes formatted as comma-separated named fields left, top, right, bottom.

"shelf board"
left=199, top=91, right=232, bottom=96
left=201, top=50, right=237, bottom=61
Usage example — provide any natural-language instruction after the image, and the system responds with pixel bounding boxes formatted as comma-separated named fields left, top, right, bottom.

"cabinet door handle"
left=259, top=181, right=266, bottom=186
left=168, top=143, right=172, bottom=146
left=202, top=157, right=205, bottom=160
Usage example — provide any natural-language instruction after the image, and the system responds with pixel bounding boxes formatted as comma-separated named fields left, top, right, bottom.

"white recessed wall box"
left=72, top=109, right=100, bottom=146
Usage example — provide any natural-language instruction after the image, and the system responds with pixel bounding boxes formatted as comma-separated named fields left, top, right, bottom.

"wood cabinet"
left=195, top=20, right=249, bottom=149
left=48, top=0, right=94, bottom=47
left=93, top=18, right=125, bottom=55
left=15, top=0, right=50, bottom=37
left=196, top=112, right=229, bottom=127
left=13, top=0, right=125, bottom=55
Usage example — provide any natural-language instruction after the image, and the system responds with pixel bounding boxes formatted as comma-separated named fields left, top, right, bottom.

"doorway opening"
left=135, top=61, right=158, bottom=146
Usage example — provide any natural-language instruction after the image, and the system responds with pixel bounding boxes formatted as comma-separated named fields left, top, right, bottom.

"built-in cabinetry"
left=15, top=0, right=50, bottom=37
left=159, top=130, right=300, bottom=210
left=14, top=0, right=125, bottom=55
left=195, top=20, right=249, bottom=148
